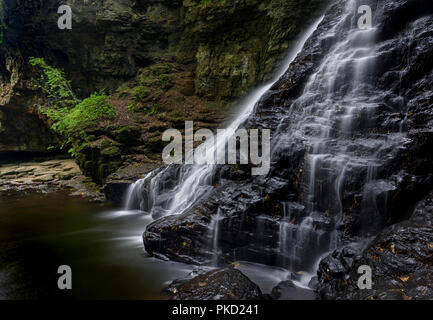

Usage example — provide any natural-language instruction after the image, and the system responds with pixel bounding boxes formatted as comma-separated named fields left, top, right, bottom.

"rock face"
left=142, top=0, right=433, bottom=300
left=0, top=159, right=98, bottom=197
left=0, top=0, right=326, bottom=182
left=317, top=190, right=433, bottom=300
left=164, top=266, right=263, bottom=300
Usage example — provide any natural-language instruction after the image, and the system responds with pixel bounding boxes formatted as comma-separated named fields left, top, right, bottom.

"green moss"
left=117, top=84, right=131, bottom=98
left=138, top=74, right=155, bottom=87
left=98, top=138, right=115, bottom=149
left=101, top=146, right=121, bottom=158
left=156, top=74, right=172, bottom=89
left=157, top=112, right=167, bottom=121
left=131, top=86, right=151, bottom=103
left=151, top=63, right=172, bottom=76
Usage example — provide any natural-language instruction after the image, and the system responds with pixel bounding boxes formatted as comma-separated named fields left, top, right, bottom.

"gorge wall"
left=0, top=0, right=326, bottom=185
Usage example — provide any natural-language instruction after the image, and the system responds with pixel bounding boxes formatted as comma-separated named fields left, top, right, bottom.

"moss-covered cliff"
left=0, top=0, right=327, bottom=184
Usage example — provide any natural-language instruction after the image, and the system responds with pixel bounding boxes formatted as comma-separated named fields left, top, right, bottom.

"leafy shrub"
left=29, top=57, right=78, bottom=108
left=59, top=91, right=115, bottom=132
left=29, top=58, right=116, bottom=155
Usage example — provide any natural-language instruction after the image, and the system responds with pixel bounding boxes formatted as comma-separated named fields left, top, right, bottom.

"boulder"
left=164, top=266, right=263, bottom=300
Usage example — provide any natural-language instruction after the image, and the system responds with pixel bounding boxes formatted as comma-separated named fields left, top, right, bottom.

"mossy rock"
left=146, top=135, right=166, bottom=152
left=131, top=86, right=151, bottom=103
left=112, top=125, right=142, bottom=145
left=151, top=63, right=172, bottom=76
left=101, top=146, right=121, bottom=159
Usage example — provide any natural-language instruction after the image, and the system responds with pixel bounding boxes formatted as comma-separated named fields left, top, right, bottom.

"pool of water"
left=0, top=192, right=194, bottom=299
left=0, top=191, right=304, bottom=300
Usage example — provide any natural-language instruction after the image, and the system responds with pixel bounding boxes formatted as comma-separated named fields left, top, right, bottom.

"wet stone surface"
left=0, top=159, right=100, bottom=198
left=163, top=265, right=263, bottom=300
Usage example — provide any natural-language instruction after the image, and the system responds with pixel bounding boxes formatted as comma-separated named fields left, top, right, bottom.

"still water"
left=0, top=192, right=194, bottom=299
left=0, top=192, right=290, bottom=300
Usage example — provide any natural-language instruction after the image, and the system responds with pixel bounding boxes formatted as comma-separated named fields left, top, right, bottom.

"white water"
left=208, top=208, right=224, bottom=266
left=274, top=0, right=409, bottom=274
left=119, top=0, right=413, bottom=297
left=124, top=16, right=324, bottom=219
left=124, top=0, right=406, bottom=291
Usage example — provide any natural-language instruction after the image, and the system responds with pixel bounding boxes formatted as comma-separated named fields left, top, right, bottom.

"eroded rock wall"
left=0, top=0, right=326, bottom=160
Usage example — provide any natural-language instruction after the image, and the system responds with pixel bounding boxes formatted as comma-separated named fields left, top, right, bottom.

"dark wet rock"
left=102, top=157, right=161, bottom=203
left=102, top=181, right=130, bottom=204
left=270, top=280, right=315, bottom=300
left=143, top=0, right=433, bottom=280
left=164, top=266, right=263, bottom=300
left=318, top=191, right=433, bottom=300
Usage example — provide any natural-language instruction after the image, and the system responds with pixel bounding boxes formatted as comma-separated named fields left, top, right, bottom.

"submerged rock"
left=164, top=266, right=263, bottom=300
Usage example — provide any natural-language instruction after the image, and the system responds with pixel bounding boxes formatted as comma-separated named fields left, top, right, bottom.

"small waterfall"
left=278, top=202, right=332, bottom=273
left=124, top=16, right=324, bottom=218
left=123, top=172, right=152, bottom=210
left=208, top=209, right=224, bottom=266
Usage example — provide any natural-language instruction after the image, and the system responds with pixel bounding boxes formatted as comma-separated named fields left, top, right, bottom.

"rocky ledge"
left=0, top=159, right=101, bottom=198
left=163, top=265, right=263, bottom=300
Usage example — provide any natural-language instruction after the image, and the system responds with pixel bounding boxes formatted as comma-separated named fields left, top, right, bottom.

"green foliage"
left=157, top=112, right=167, bottom=121
left=58, top=91, right=115, bottom=133
left=29, top=57, right=78, bottom=108
left=126, top=104, right=136, bottom=113
left=199, top=0, right=226, bottom=7
left=117, top=84, right=131, bottom=98
left=137, top=63, right=173, bottom=89
left=29, top=58, right=116, bottom=156
left=200, top=0, right=212, bottom=7
left=156, top=74, right=172, bottom=89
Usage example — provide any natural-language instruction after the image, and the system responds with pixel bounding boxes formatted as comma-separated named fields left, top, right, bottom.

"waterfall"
left=208, top=208, right=224, bottom=266
left=123, top=172, right=152, bottom=210
left=124, top=16, right=324, bottom=219
left=272, top=0, right=409, bottom=272
left=126, top=0, right=408, bottom=278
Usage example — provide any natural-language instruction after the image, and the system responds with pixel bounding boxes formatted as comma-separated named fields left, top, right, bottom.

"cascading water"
left=124, top=16, right=324, bottom=218
left=208, top=208, right=224, bottom=266
left=274, top=0, right=409, bottom=273
left=125, top=0, right=411, bottom=290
